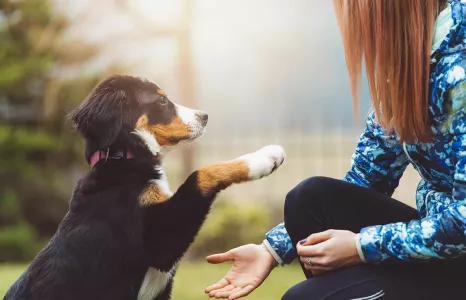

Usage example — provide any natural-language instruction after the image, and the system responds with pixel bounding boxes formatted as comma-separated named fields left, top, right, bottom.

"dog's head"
left=71, top=75, right=208, bottom=162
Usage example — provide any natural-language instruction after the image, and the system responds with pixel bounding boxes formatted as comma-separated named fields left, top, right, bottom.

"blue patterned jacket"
left=264, top=0, right=466, bottom=264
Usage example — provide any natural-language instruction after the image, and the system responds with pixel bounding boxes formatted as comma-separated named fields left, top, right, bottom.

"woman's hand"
left=297, top=230, right=362, bottom=275
left=205, top=244, right=276, bottom=299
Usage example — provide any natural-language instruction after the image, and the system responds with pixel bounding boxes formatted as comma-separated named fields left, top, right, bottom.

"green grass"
left=0, top=261, right=303, bottom=299
left=0, top=264, right=25, bottom=297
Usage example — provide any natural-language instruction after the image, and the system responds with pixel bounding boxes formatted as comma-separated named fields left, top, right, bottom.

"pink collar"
left=89, top=149, right=134, bottom=168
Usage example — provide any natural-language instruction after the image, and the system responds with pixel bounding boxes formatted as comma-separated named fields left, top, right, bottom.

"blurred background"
left=0, top=0, right=421, bottom=298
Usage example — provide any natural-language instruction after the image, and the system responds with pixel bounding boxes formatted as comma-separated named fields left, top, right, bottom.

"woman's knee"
left=284, top=176, right=335, bottom=219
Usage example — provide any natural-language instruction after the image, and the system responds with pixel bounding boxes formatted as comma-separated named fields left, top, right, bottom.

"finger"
left=210, top=285, right=235, bottom=297
left=307, top=253, right=338, bottom=268
left=209, top=284, right=236, bottom=298
left=299, top=255, right=330, bottom=265
left=300, top=259, right=320, bottom=271
left=299, top=256, right=320, bottom=267
left=229, top=285, right=256, bottom=300
left=300, top=230, right=334, bottom=246
left=303, top=254, right=332, bottom=271
left=296, top=243, right=323, bottom=257
left=213, top=285, right=235, bottom=294
left=214, top=287, right=239, bottom=299
left=299, top=256, right=309, bottom=266
left=213, top=285, right=238, bottom=298
left=206, top=251, right=234, bottom=264
left=206, top=279, right=229, bottom=293
left=206, top=278, right=230, bottom=293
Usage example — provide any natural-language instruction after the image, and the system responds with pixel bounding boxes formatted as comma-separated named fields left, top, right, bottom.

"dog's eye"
left=158, top=96, right=168, bottom=105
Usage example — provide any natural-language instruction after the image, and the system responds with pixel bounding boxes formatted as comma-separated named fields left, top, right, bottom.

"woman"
left=205, top=0, right=466, bottom=299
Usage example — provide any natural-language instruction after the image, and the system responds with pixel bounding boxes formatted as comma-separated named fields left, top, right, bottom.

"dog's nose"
left=197, top=111, right=208, bottom=126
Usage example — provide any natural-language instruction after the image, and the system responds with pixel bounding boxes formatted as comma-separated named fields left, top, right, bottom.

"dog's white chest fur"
left=137, top=267, right=174, bottom=300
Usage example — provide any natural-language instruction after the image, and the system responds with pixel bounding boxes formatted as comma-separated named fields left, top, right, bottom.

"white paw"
left=237, top=145, right=286, bottom=180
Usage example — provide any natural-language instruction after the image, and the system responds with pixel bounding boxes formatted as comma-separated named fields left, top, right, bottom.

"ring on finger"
left=305, top=257, right=312, bottom=265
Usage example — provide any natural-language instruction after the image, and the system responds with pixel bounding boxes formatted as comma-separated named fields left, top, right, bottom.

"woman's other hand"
left=205, top=244, right=276, bottom=299
left=297, top=230, right=362, bottom=275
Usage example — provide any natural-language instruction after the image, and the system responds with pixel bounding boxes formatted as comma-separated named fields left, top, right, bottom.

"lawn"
left=0, top=261, right=303, bottom=299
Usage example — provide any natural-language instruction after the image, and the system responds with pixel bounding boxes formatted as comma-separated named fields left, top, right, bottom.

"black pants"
left=281, top=177, right=466, bottom=300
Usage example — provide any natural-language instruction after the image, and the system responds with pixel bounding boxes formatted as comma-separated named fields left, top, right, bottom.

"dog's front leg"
left=196, top=144, right=286, bottom=197
left=143, top=145, right=285, bottom=270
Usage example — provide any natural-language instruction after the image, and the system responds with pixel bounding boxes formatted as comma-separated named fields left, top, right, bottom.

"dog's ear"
left=71, top=85, right=133, bottom=150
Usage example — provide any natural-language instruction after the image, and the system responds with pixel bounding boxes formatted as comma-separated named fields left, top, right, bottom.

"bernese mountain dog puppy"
left=4, top=75, right=285, bottom=300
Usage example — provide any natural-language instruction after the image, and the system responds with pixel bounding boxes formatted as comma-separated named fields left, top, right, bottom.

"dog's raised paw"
left=237, top=145, right=286, bottom=180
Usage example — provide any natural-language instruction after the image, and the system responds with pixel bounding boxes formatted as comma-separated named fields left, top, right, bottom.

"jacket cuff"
left=262, top=239, right=283, bottom=266
left=265, top=223, right=297, bottom=264
left=355, top=233, right=367, bottom=263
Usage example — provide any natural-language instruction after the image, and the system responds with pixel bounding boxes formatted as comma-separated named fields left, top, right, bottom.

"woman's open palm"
left=205, top=244, right=276, bottom=299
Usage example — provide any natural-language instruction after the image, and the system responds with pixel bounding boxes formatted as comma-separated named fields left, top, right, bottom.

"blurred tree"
left=0, top=0, right=103, bottom=261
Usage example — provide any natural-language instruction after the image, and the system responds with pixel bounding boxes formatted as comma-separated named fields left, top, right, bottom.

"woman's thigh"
left=282, top=262, right=466, bottom=300
left=283, top=177, right=420, bottom=278
left=284, top=177, right=420, bottom=247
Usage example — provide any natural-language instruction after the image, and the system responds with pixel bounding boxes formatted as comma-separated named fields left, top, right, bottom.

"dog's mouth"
left=187, top=123, right=207, bottom=141
left=187, top=129, right=204, bottom=143
left=168, top=127, right=205, bottom=145
left=177, top=105, right=208, bottom=142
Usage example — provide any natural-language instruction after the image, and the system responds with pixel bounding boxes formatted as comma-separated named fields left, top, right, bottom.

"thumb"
left=206, top=251, right=234, bottom=264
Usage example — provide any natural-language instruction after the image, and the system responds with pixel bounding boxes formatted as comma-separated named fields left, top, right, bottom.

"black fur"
left=71, top=75, right=176, bottom=163
left=4, top=75, right=216, bottom=300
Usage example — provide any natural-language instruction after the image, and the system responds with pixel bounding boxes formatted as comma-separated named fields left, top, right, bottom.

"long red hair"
left=333, top=0, right=446, bottom=142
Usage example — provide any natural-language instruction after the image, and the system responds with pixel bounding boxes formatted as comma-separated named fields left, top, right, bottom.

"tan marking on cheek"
left=140, top=184, right=170, bottom=206
left=157, top=89, right=166, bottom=96
left=149, top=116, right=190, bottom=146
left=136, top=114, right=149, bottom=129
left=197, top=161, right=250, bottom=196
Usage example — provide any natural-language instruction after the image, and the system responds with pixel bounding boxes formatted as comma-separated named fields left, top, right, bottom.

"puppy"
left=4, top=75, right=285, bottom=300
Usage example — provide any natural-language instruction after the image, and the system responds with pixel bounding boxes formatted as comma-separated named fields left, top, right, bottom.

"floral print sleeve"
left=359, top=81, right=466, bottom=263
left=342, top=111, right=409, bottom=195
left=265, top=112, right=410, bottom=265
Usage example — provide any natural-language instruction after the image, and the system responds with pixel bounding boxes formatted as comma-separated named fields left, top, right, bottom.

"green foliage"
left=0, top=222, right=43, bottom=262
left=187, top=201, right=276, bottom=259
left=0, top=0, right=99, bottom=262
left=0, top=0, right=62, bottom=102
left=0, top=126, right=58, bottom=178
left=0, top=189, right=20, bottom=224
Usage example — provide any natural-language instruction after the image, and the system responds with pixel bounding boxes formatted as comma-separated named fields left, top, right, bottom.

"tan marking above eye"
left=197, top=161, right=250, bottom=196
left=136, top=114, right=149, bottom=129
left=140, top=183, right=170, bottom=206
left=157, top=89, right=167, bottom=96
